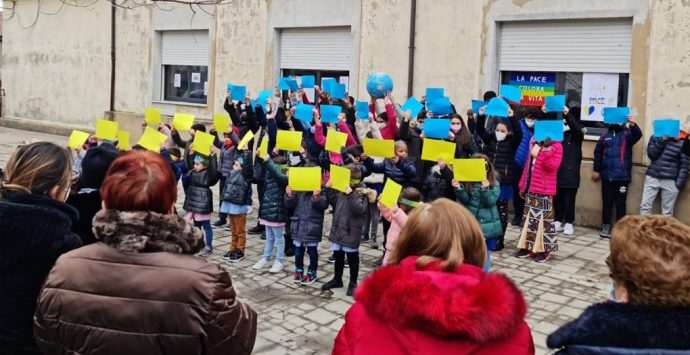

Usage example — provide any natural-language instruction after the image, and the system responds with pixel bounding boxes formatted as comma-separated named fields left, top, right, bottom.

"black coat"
left=258, top=159, right=289, bottom=223
left=284, top=190, right=329, bottom=244
left=477, top=115, right=522, bottom=185
left=547, top=302, right=690, bottom=354
left=0, top=191, right=82, bottom=355
left=398, top=120, right=424, bottom=184
left=422, top=167, right=455, bottom=202
left=325, top=185, right=368, bottom=249
left=66, top=190, right=102, bottom=245
left=646, top=137, right=690, bottom=188
left=557, top=114, right=585, bottom=189
left=183, top=155, right=220, bottom=214
left=221, top=151, right=253, bottom=205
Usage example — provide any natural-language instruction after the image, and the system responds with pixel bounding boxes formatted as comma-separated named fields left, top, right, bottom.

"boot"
left=248, top=223, right=264, bottom=235
left=494, top=236, right=505, bottom=251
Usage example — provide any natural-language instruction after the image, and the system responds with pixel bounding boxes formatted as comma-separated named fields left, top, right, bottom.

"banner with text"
left=508, top=71, right=555, bottom=107
left=581, top=73, right=619, bottom=122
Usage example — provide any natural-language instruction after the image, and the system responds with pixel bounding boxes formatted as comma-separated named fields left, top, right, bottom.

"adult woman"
left=333, top=198, right=534, bottom=354
left=34, top=150, right=257, bottom=355
left=449, top=113, right=479, bottom=159
left=548, top=215, right=690, bottom=353
left=0, top=142, right=83, bottom=355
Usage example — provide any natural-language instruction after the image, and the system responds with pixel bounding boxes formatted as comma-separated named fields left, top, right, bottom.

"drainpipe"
left=406, top=0, right=417, bottom=98
left=109, top=3, right=116, bottom=113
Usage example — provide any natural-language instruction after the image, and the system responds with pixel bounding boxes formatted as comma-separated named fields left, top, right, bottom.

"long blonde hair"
left=388, top=198, right=487, bottom=271
left=1, top=142, right=72, bottom=198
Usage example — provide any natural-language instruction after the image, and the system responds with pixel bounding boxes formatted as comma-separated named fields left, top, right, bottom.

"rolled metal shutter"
left=161, top=31, right=209, bottom=66
left=280, top=27, right=351, bottom=71
left=499, top=19, right=632, bottom=73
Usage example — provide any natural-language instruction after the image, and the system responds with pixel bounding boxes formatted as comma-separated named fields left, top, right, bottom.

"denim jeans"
left=194, top=220, right=213, bottom=250
left=262, top=226, right=285, bottom=263
left=294, top=244, right=318, bottom=274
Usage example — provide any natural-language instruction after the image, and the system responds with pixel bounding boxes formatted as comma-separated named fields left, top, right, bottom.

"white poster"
left=191, top=73, right=201, bottom=83
left=580, top=73, right=619, bottom=121
left=173, top=73, right=181, bottom=88
left=304, top=88, right=315, bottom=103
left=339, top=76, right=350, bottom=93
left=203, top=81, right=208, bottom=96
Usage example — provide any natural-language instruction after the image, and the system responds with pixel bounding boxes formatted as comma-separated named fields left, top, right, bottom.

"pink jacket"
left=518, top=140, right=563, bottom=197
left=314, top=120, right=357, bottom=165
left=369, top=103, right=398, bottom=140
left=379, top=207, right=409, bottom=265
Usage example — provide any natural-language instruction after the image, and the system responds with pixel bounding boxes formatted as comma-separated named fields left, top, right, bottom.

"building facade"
left=2, top=0, right=690, bottom=226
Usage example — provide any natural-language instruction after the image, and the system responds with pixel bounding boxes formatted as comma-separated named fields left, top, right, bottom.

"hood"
left=355, top=256, right=527, bottom=343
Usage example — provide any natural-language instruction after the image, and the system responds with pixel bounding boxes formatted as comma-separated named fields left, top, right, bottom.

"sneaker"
left=248, top=224, right=265, bottom=235
left=534, top=252, right=552, bottom=263
left=200, top=248, right=213, bottom=257
left=346, top=282, right=358, bottom=296
left=230, top=251, right=245, bottom=263
left=600, top=224, right=612, bottom=239
left=212, top=220, right=226, bottom=228
left=554, top=221, right=564, bottom=233
left=222, top=251, right=234, bottom=261
left=494, top=238, right=505, bottom=251
left=246, top=205, right=254, bottom=214
left=321, top=278, right=343, bottom=291
left=515, top=249, right=531, bottom=258
left=563, top=223, right=574, bottom=235
left=511, top=218, right=522, bottom=226
left=253, top=258, right=270, bottom=270
left=269, top=261, right=283, bottom=273
left=328, top=255, right=336, bottom=263
left=292, top=272, right=304, bottom=283
left=372, top=256, right=383, bottom=268
left=301, top=273, right=318, bottom=285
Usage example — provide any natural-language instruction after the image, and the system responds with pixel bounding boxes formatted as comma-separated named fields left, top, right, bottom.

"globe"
left=366, top=73, right=394, bottom=98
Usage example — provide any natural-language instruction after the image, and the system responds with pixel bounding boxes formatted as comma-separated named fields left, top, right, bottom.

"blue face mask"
left=309, top=126, right=316, bottom=134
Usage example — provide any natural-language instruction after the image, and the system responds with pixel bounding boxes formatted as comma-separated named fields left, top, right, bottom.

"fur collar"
left=92, top=209, right=204, bottom=254
left=355, top=256, right=527, bottom=343
left=547, top=302, right=690, bottom=352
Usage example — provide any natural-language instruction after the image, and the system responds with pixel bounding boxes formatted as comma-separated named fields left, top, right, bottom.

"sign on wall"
left=581, top=73, right=619, bottom=122
left=509, top=72, right=555, bottom=106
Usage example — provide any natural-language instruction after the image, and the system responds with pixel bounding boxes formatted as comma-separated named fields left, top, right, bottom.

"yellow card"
left=258, top=137, right=269, bottom=157
left=325, top=130, right=348, bottom=154
left=238, top=130, right=255, bottom=150
left=421, top=138, right=456, bottom=162
left=330, top=164, right=351, bottom=192
left=276, top=130, right=303, bottom=152
left=363, top=138, right=395, bottom=158
left=95, top=119, right=119, bottom=140
left=173, top=113, right=195, bottom=131
left=192, top=131, right=215, bottom=156
left=137, top=126, right=168, bottom=152
left=453, top=159, right=487, bottom=182
left=288, top=167, right=322, bottom=191
left=116, top=130, right=130, bottom=151
left=379, top=179, right=403, bottom=208
left=67, top=130, right=90, bottom=149
left=144, top=107, right=161, bottom=126
left=214, top=113, right=230, bottom=133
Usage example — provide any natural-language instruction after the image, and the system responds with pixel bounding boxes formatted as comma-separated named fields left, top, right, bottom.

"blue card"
left=545, top=95, right=566, bottom=113
left=653, top=119, right=681, bottom=138
left=256, top=90, right=272, bottom=110
left=286, top=78, right=299, bottom=91
left=426, top=97, right=454, bottom=116
left=500, top=85, right=522, bottom=103
left=534, top=120, right=564, bottom=142
left=425, top=88, right=445, bottom=102
left=423, top=119, right=451, bottom=139
left=320, top=105, right=342, bottom=124
left=401, top=97, right=424, bottom=118
left=278, top=78, right=291, bottom=91
left=301, top=75, right=315, bottom=88
left=295, top=104, right=315, bottom=122
left=484, top=97, right=509, bottom=118
left=356, top=101, right=369, bottom=120
left=229, top=84, right=246, bottom=101
left=602, top=107, right=630, bottom=124
left=322, top=78, right=337, bottom=93
left=331, top=83, right=346, bottom=99
left=471, top=100, right=488, bottom=114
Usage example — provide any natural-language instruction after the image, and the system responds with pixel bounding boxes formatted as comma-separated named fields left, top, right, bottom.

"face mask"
left=495, top=131, right=507, bottom=141
left=608, top=282, right=623, bottom=303
left=417, top=124, right=424, bottom=130
left=285, top=102, right=291, bottom=110
left=563, top=124, right=570, bottom=132
left=525, top=120, right=535, bottom=128
left=450, top=124, right=462, bottom=133
left=240, top=104, right=246, bottom=110
left=289, top=154, right=301, bottom=166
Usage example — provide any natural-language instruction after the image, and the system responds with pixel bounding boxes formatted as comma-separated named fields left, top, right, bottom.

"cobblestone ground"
left=1, top=127, right=612, bottom=355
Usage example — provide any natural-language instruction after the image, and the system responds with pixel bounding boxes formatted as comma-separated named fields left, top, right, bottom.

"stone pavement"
left=0, top=126, right=613, bottom=355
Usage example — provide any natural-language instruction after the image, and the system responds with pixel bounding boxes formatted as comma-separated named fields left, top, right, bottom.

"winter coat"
left=325, top=185, right=368, bottom=249
left=0, top=191, right=83, bottom=355
left=224, top=98, right=260, bottom=139
left=593, top=124, right=643, bottom=182
left=646, top=137, right=690, bottom=188
left=258, top=159, right=289, bottom=223
left=519, top=141, right=563, bottom=196
left=547, top=302, right=690, bottom=354
left=284, top=190, right=329, bottom=244
left=514, top=120, right=534, bottom=169
left=314, top=121, right=357, bottom=165
left=364, top=157, right=417, bottom=188
left=453, top=135, right=480, bottom=159
left=380, top=207, right=409, bottom=265
left=557, top=115, right=585, bottom=189
left=33, top=209, right=257, bottom=355
left=455, top=182, right=503, bottom=239
left=66, top=189, right=102, bottom=245
left=422, top=166, right=455, bottom=202
left=333, top=256, right=535, bottom=355
left=398, top=120, right=424, bottom=184
left=183, top=153, right=220, bottom=214
left=477, top=115, right=522, bottom=185
left=215, top=129, right=241, bottom=177
left=221, top=151, right=253, bottom=205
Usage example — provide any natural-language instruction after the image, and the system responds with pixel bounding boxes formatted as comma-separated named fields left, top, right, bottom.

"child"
left=422, top=158, right=455, bottom=202
left=323, top=163, right=370, bottom=296
left=161, top=147, right=186, bottom=183
left=183, top=148, right=220, bottom=256
left=252, top=153, right=289, bottom=273
left=211, top=124, right=241, bottom=228
left=452, top=154, right=502, bottom=251
left=378, top=187, right=422, bottom=265
left=511, top=107, right=541, bottom=226
left=220, top=149, right=253, bottom=262
left=284, top=166, right=329, bottom=285
left=639, top=131, right=689, bottom=216
left=554, top=107, right=584, bottom=235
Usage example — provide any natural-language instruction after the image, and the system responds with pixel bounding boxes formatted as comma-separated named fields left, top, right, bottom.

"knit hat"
left=194, top=155, right=209, bottom=165
left=80, top=143, right=120, bottom=189
left=236, top=156, right=245, bottom=167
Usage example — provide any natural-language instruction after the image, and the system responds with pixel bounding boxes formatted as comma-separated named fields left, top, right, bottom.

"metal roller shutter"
left=161, top=31, right=209, bottom=66
left=499, top=19, right=632, bottom=73
left=280, top=27, right=352, bottom=71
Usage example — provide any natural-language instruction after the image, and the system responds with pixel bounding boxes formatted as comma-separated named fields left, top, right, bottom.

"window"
left=161, top=31, right=209, bottom=105
left=281, top=69, right=350, bottom=102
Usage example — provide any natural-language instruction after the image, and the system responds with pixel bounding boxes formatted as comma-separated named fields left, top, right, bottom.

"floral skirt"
left=517, top=193, right=558, bottom=253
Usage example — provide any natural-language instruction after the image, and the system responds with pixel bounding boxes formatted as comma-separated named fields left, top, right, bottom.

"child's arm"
left=347, top=190, right=368, bottom=216
left=171, top=129, right=186, bottom=149
left=677, top=153, right=690, bottom=189
left=377, top=202, right=394, bottom=223
left=263, top=159, right=288, bottom=185
left=284, top=188, right=298, bottom=209
left=314, top=121, right=326, bottom=147
left=337, top=120, right=357, bottom=147
left=224, top=97, right=240, bottom=127
left=364, top=157, right=385, bottom=174
left=647, top=137, right=666, bottom=161
left=391, top=208, right=409, bottom=229
left=539, top=141, right=564, bottom=173
left=241, top=150, right=254, bottom=180
left=593, top=136, right=605, bottom=174
left=454, top=182, right=470, bottom=204
left=207, top=152, right=220, bottom=186
left=509, top=115, right=523, bottom=150
left=628, top=122, right=643, bottom=145
left=476, top=114, right=492, bottom=144
left=479, top=183, right=500, bottom=208
left=400, top=159, right=417, bottom=180
left=312, top=189, right=330, bottom=212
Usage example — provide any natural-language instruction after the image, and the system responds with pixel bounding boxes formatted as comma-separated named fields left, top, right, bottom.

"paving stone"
left=303, top=308, right=340, bottom=325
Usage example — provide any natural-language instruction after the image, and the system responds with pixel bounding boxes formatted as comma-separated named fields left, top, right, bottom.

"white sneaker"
left=246, top=206, right=254, bottom=214
left=269, top=261, right=283, bottom=273
left=253, top=258, right=269, bottom=270
left=554, top=221, right=564, bottom=233
left=563, top=223, right=574, bottom=235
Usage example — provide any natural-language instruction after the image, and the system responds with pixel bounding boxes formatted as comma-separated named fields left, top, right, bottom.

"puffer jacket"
left=325, top=184, right=368, bottom=249
left=593, top=124, right=643, bottom=182
left=0, top=191, right=83, bottom=355
left=646, top=137, right=690, bottom=188
left=33, top=209, right=257, bottom=355
left=221, top=151, right=253, bottom=205
left=514, top=120, right=534, bottom=168
left=478, top=115, right=522, bottom=185
left=285, top=190, right=329, bottom=244
left=398, top=120, right=424, bottom=184
left=364, top=157, right=417, bottom=188
left=183, top=153, right=220, bottom=214
left=422, top=166, right=454, bottom=202
left=519, top=141, right=563, bottom=196
left=557, top=115, right=585, bottom=189
left=454, top=182, right=503, bottom=239
left=214, top=129, right=240, bottom=177
left=258, top=159, right=289, bottom=223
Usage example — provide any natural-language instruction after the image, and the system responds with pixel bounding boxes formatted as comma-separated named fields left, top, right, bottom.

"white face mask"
left=563, top=120, right=570, bottom=132
left=376, top=122, right=387, bottom=129
left=525, top=120, right=535, bottom=128
left=240, top=104, right=246, bottom=110
left=285, top=102, right=291, bottom=109
left=495, top=131, right=507, bottom=141
left=289, top=154, right=301, bottom=166
left=266, top=105, right=272, bottom=113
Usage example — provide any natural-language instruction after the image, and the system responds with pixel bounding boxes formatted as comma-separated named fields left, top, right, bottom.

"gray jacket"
left=325, top=185, right=368, bottom=249
left=284, top=190, right=329, bottom=244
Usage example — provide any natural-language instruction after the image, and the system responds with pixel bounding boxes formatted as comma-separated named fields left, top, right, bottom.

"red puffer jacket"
left=332, top=256, right=535, bottom=355
left=519, top=140, right=563, bottom=196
